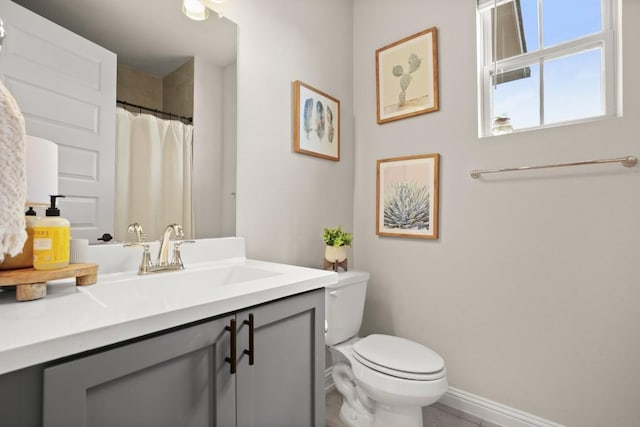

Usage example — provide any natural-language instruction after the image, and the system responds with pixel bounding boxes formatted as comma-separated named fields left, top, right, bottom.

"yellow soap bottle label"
left=33, top=226, right=70, bottom=269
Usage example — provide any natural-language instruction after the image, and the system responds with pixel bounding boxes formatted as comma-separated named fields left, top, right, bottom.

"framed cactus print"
left=376, top=153, right=440, bottom=239
left=376, top=27, right=439, bottom=124
left=293, top=80, right=340, bottom=161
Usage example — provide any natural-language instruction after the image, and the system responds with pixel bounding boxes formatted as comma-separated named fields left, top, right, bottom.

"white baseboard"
left=325, top=367, right=564, bottom=427
left=325, top=367, right=334, bottom=392
left=440, top=387, right=565, bottom=427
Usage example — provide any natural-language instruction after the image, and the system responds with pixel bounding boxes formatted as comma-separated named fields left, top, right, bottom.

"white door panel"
left=0, top=0, right=116, bottom=241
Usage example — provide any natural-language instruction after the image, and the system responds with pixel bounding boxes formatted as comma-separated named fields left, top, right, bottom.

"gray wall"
left=222, top=63, right=237, bottom=237
left=193, top=59, right=236, bottom=239
left=193, top=57, right=224, bottom=238
left=225, top=0, right=640, bottom=426
left=227, top=0, right=355, bottom=268
left=352, top=1, right=640, bottom=426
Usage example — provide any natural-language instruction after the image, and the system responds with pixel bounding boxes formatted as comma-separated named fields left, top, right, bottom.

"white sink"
left=0, top=237, right=337, bottom=375
left=80, top=261, right=282, bottom=308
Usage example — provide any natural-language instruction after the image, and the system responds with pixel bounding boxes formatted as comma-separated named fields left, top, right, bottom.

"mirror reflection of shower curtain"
left=114, top=107, right=194, bottom=241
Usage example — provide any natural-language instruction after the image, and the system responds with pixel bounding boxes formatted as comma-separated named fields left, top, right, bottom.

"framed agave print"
left=376, top=27, right=439, bottom=124
left=293, top=80, right=340, bottom=161
left=376, top=153, right=440, bottom=239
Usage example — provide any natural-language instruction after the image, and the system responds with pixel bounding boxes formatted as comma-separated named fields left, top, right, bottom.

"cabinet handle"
left=243, top=314, right=254, bottom=366
left=225, top=319, right=237, bottom=374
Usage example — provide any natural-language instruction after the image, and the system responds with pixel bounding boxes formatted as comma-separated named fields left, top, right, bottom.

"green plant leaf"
left=322, top=225, right=352, bottom=247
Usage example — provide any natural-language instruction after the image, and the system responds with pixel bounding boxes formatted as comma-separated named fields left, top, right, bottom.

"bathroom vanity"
left=0, top=238, right=335, bottom=427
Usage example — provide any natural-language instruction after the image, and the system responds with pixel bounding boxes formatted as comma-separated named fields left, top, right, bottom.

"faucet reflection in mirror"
left=125, top=223, right=195, bottom=275
left=127, top=222, right=146, bottom=243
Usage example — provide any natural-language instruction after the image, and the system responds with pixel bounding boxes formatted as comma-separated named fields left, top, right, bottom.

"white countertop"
left=0, top=238, right=337, bottom=375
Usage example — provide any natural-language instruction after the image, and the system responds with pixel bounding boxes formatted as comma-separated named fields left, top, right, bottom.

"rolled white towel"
left=0, top=80, right=27, bottom=262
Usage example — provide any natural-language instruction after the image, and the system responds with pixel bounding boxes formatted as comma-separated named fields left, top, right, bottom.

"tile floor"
left=325, top=388, right=502, bottom=427
left=325, top=388, right=345, bottom=427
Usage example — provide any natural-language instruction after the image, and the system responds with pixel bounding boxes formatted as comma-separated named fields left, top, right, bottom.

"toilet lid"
left=352, top=334, right=445, bottom=381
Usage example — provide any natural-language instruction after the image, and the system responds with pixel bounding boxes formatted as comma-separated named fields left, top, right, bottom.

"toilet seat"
left=352, top=334, right=446, bottom=381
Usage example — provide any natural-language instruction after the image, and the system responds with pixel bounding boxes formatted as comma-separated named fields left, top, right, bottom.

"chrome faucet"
left=125, top=223, right=193, bottom=275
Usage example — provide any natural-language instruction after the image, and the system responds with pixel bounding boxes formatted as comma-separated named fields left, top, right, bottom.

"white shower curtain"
left=114, top=107, right=194, bottom=242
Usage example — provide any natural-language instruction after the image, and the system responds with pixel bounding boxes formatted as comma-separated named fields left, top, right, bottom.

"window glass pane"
left=492, top=63, right=540, bottom=133
left=544, top=48, right=603, bottom=124
left=520, top=0, right=539, bottom=51
left=543, top=0, right=601, bottom=47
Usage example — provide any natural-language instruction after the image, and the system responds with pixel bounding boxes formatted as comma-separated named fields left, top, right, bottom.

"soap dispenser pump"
left=33, top=195, right=70, bottom=270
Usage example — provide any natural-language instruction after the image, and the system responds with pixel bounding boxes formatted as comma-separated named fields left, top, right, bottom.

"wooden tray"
left=0, top=263, right=98, bottom=302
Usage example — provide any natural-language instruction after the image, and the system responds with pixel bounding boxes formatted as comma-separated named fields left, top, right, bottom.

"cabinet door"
left=43, top=316, right=236, bottom=427
left=236, top=289, right=325, bottom=427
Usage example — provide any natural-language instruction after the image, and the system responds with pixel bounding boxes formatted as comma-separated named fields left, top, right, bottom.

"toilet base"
left=339, top=398, right=425, bottom=427
left=339, top=400, right=374, bottom=427
left=373, top=403, right=422, bottom=427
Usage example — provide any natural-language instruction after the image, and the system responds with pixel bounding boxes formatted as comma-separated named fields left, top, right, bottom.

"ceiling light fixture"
left=182, top=0, right=209, bottom=21
left=182, top=0, right=226, bottom=21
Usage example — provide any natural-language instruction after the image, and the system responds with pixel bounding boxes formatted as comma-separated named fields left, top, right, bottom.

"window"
left=477, top=0, right=618, bottom=137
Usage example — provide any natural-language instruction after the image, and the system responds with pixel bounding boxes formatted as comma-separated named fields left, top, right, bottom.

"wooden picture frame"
left=376, top=153, right=440, bottom=239
left=293, top=80, right=340, bottom=161
left=376, top=27, right=439, bottom=124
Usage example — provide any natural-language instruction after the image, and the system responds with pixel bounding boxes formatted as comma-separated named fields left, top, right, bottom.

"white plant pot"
left=325, top=245, right=347, bottom=262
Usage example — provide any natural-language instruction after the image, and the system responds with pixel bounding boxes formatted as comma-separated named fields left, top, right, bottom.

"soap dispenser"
left=33, top=195, right=70, bottom=270
left=0, top=207, right=39, bottom=270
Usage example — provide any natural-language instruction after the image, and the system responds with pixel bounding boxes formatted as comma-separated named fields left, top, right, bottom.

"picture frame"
left=375, top=27, right=439, bottom=124
left=376, top=153, right=440, bottom=239
left=293, top=80, right=340, bottom=161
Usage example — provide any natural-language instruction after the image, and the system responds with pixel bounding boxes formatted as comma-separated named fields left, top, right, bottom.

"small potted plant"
left=322, top=226, right=352, bottom=264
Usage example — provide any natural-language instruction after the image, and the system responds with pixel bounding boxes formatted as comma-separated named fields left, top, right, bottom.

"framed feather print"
left=293, top=80, right=340, bottom=161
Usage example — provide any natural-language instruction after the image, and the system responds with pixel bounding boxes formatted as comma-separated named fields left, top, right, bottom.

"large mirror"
left=11, top=0, right=237, bottom=242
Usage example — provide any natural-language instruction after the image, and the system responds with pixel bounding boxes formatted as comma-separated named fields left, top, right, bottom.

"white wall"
left=225, top=0, right=355, bottom=267
left=353, top=1, right=640, bottom=426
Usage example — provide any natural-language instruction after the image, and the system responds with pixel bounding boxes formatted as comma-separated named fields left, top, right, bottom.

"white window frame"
left=477, top=0, right=619, bottom=137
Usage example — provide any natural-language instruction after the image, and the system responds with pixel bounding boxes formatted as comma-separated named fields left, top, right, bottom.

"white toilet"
left=326, top=271, right=448, bottom=427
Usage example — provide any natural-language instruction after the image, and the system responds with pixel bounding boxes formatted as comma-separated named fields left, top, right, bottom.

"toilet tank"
left=325, top=270, right=369, bottom=346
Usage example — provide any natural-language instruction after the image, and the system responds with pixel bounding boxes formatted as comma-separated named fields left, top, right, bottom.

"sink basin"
left=79, top=261, right=282, bottom=309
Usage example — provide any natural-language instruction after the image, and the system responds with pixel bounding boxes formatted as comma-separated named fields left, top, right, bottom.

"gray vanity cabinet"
left=34, top=288, right=325, bottom=427
left=235, top=289, right=326, bottom=427
left=43, top=314, right=237, bottom=427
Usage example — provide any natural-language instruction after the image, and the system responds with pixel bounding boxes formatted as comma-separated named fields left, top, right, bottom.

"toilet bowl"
left=325, top=271, right=448, bottom=427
